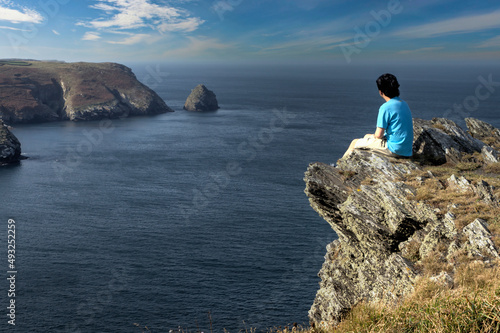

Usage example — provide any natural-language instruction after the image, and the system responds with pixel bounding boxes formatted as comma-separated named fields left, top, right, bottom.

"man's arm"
left=374, top=127, right=385, bottom=139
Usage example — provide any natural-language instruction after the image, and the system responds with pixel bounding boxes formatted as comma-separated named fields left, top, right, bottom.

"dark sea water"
left=1, top=63, right=500, bottom=332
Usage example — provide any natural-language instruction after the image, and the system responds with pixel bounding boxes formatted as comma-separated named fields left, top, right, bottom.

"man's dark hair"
left=376, top=73, right=400, bottom=98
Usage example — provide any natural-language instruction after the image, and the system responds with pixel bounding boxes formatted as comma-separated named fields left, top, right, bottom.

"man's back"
left=377, top=97, right=413, bottom=157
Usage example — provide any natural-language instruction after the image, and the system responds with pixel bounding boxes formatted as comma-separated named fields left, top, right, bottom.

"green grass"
left=0, top=60, right=32, bottom=66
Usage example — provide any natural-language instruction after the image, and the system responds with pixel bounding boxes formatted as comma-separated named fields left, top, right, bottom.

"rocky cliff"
left=304, top=117, right=500, bottom=328
left=0, top=60, right=173, bottom=123
left=0, top=120, right=21, bottom=165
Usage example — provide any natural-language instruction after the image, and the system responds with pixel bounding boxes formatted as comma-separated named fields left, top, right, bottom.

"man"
left=343, top=73, right=413, bottom=158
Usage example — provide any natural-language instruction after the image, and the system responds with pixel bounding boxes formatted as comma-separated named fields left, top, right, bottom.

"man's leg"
left=343, top=139, right=359, bottom=158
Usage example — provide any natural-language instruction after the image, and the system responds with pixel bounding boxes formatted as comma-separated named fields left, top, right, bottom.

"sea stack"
left=0, top=120, right=21, bottom=165
left=184, top=84, right=219, bottom=112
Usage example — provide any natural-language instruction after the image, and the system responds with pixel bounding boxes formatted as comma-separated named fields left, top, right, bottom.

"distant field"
left=0, top=60, right=32, bottom=66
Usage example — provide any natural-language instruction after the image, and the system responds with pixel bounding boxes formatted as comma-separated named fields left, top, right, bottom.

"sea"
left=1, top=62, right=500, bottom=332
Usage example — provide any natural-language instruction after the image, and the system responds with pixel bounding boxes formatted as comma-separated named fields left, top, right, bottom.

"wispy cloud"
left=258, top=35, right=350, bottom=54
left=244, top=18, right=355, bottom=57
left=162, top=36, right=233, bottom=58
left=78, top=0, right=203, bottom=34
left=107, top=33, right=162, bottom=45
left=157, top=17, right=203, bottom=33
left=82, top=31, right=102, bottom=41
left=0, top=25, right=31, bottom=31
left=52, top=30, right=60, bottom=35
left=394, top=10, right=500, bottom=39
left=476, top=35, right=500, bottom=48
left=0, top=3, right=43, bottom=24
left=398, top=47, right=444, bottom=54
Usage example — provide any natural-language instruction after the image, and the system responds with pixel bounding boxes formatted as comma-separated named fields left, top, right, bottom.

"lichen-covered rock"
left=412, top=118, right=485, bottom=164
left=184, top=84, right=219, bottom=112
left=447, top=174, right=473, bottom=193
left=465, top=118, right=500, bottom=162
left=305, top=152, right=434, bottom=326
left=429, top=271, right=454, bottom=289
left=465, top=117, right=500, bottom=143
left=473, top=180, right=498, bottom=206
left=418, top=212, right=457, bottom=259
left=0, top=61, right=173, bottom=123
left=305, top=117, right=500, bottom=328
left=463, top=219, right=499, bottom=258
left=0, top=120, right=21, bottom=165
left=481, top=145, right=499, bottom=163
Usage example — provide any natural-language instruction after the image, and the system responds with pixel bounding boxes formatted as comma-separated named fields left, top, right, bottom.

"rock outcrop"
left=305, top=117, right=500, bottom=328
left=0, top=120, right=21, bottom=165
left=184, top=84, right=219, bottom=112
left=412, top=118, right=485, bottom=165
left=0, top=60, right=173, bottom=123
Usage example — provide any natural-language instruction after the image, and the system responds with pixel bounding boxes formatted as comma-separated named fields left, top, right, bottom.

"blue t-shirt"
left=376, top=97, right=413, bottom=156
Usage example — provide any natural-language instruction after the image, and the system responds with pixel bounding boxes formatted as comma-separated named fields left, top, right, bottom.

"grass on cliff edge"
left=272, top=262, right=500, bottom=333
left=309, top=261, right=500, bottom=333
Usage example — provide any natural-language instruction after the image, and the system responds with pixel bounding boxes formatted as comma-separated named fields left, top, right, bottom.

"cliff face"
left=0, top=61, right=173, bottom=124
left=304, top=117, right=500, bottom=328
left=0, top=120, right=21, bottom=165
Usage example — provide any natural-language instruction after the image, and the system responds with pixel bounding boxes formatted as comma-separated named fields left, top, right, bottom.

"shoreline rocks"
left=184, top=84, right=219, bottom=112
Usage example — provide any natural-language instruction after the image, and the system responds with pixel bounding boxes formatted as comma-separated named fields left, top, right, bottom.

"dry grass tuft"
left=432, top=123, right=446, bottom=132
left=484, top=162, right=500, bottom=174
left=455, top=161, right=482, bottom=171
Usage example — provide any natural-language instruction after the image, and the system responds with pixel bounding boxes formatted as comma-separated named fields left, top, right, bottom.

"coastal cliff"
left=304, top=117, right=500, bottom=328
left=0, top=120, right=21, bottom=165
left=0, top=60, right=173, bottom=124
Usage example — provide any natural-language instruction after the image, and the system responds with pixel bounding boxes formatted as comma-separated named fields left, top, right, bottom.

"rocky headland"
left=304, top=117, right=500, bottom=329
left=184, top=84, right=219, bottom=112
left=0, top=120, right=21, bottom=165
left=0, top=60, right=173, bottom=124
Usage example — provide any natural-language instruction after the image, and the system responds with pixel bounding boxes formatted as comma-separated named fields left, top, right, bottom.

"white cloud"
left=82, top=32, right=102, bottom=41
left=52, top=30, right=60, bottom=35
left=476, top=35, right=500, bottom=48
left=0, top=5, right=43, bottom=24
left=394, top=10, right=500, bottom=39
left=79, top=0, right=203, bottom=33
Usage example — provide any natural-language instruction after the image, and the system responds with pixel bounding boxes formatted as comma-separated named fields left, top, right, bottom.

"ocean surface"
left=1, top=62, right=500, bottom=332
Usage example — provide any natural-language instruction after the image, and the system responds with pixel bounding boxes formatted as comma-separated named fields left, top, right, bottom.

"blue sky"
left=0, top=0, right=500, bottom=64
